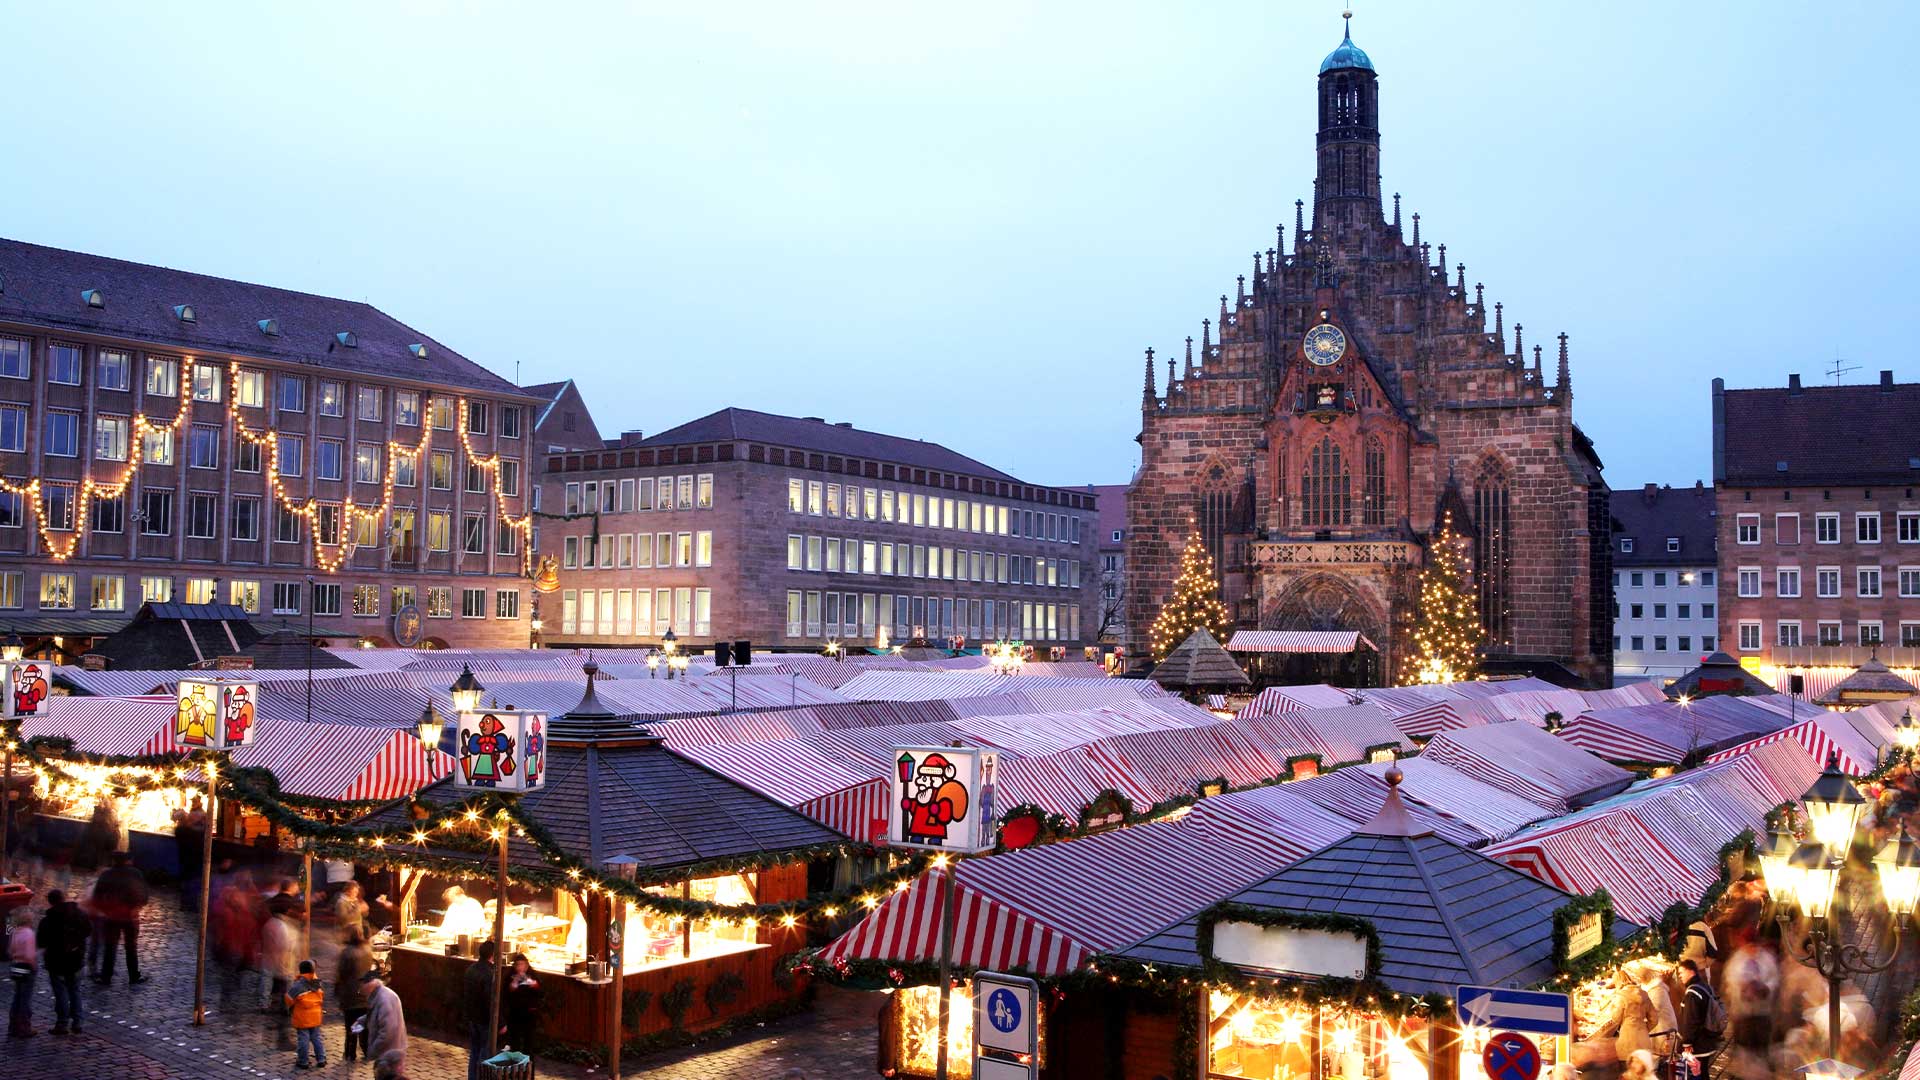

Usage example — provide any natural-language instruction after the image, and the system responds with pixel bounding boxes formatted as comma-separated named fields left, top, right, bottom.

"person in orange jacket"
left=285, top=959, right=327, bottom=1069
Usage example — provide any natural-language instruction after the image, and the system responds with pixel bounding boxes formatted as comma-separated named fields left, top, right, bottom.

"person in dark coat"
left=1676, top=958, right=1723, bottom=1058
left=173, top=803, right=206, bottom=912
left=74, top=802, right=115, bottom=872
left=336, top=928, right=375, bottom=1062
left=503, top=952, right=542, bottom=1055
left=35, top=890, right=90, bottom=1035
left=463, top=939, right=498, bottom=1080
left=90, top=853, right=149, bottom=985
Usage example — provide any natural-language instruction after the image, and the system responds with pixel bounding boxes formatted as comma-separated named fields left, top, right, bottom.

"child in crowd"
left=285, top=959, right=327, bottom=1069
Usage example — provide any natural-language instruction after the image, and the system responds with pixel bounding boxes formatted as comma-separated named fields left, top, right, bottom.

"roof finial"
left=1276, top=223, right=1285, bottom=256
left=1493, top=302, right=1504, bottom=348
left=1295, top=200, right=1305, bottom=247
left=1266, top=247, right=1276, bottom=274
left=1513, top=323, right=1524, bottom=361
left=1436, top=243, right=1446, bottom=272
left=1456, top=263, right=1466, bottom=292
left=1557, top=332, right=1571, bottom=394
left=1252, top=252, right=1262, bottom=287
left=1167, top=355, right=1177, bottom=393
left=1533, top=344, right=1543, bottom=372
left=1474, top=282, right=1484, bottom=310
left=1220, top=294, right=1229, bottom=324
left=1142, top=347, right=1156, bottom=403
left=1236, top=274, right=1246, bottom=304
left=1392, top=193, right=1402, bottom=235
left=1201, top=318, right=1212, bottom=352
left=1410, top=212, right=1420, bottom=250
left=1343, top=7, right=1353, bottom=40
left=1184, top=336, right=1195, bottom=380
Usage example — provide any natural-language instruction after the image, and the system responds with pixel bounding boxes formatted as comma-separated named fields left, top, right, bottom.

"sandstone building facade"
left=1126, top=20, right=1611, bottom=684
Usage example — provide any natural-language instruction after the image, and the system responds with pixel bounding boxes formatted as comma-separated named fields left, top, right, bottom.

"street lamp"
left=667, top=651, right=690, bottom=679
left=449, top=665, right=486, bottom=713
left=662, top=627, right=678, bottom=656
left=0, top=631, right=23, bottom=662
left=1754, top=753, right=1910, bottom=1066
left=416, top=704, right=446, bottom=767
left=645, top=648, right=661, bottom=679
left=1893, top=709, right=1920, bottom=760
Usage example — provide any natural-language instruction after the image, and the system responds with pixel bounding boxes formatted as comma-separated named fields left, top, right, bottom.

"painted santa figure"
left=898, top=751, right=969, bottom=846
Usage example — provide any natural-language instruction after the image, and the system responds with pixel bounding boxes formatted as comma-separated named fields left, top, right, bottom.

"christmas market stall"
left=355, top=664, right=863, bottom=1060
left=1113, top=769, right=1640, bottom=1080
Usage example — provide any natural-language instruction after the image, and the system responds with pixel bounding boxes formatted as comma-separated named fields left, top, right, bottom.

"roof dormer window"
left=1666, top=537, right=1680, bottom=553
left=1619, top=538, right=1635, bottom=553
left=173, top=304, right=196, bottom=323
left=335, top=331, right=357, bottom=349
left=258, top=319, right=280, bottom=337
left=408, top=343, right=428, bottom=360
left=80, top=289, right=104, bottom=308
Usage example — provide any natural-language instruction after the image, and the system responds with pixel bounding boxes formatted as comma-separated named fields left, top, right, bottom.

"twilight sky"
left=3, top=1, right=1913, bottom=490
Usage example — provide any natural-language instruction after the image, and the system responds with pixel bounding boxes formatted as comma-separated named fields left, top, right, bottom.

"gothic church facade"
left=1127, top=20, right=1611, bottom=685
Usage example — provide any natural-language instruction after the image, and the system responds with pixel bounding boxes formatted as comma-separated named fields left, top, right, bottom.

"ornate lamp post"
left=1755, top=753, right=1919, bottom=1065
left=0, top=631, right=24, bottom=661
left=417, top=704, right=446, bottom=767
left=1892, top=709, right=1919, bottom=762
left=645, top=648, right=661, bottom=679
left=449, top=665, right=486, bottom=714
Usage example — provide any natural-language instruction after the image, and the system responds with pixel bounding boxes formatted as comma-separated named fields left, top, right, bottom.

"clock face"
left=1303, top=323, right=1346, bottom=367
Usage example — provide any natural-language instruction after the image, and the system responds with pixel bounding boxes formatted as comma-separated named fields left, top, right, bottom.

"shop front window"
left=628, top=872, right=761, bottom=969
left=898, top=984, right=974, bottom=1079
left=1208, top=992, right=1431, bottom=1080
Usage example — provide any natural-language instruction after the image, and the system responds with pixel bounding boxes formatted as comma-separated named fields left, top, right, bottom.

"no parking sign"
left=1482, top=1032, right=1542, bottom=1080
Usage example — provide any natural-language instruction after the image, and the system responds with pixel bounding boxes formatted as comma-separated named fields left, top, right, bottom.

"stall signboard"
left=1564, top=910, right=1604, bottom=961
left=2, top=660, right=52, bottom=720
left=889, top=745, right=998, bottom=853
left=175, top=677, right=259, bottom=751
left=974, top=971, right=1038, bottom=1080
left=454, top=709, right=547, bottom=793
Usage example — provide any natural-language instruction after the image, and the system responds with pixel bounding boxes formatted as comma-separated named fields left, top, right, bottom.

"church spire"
left=1142, top=347, right=1156, bottom=405
left=1557, top=333, right=1572, bottom=397
left=1315, top=11, right=1381, bottom=231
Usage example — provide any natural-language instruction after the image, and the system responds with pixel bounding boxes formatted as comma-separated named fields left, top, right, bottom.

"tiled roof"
left=637, top=407, right=1021, bottom=483
left=1609, top=483, right=1715, bottom=568
left=0, top=237, right=524, bottom=397
left=362, top=736, right=847, bottom=875
left=1718, top=375, right=1920, bottom=486
left=1150, top=628, right=1251, bottom=689
left=1116, top=831, right=1617, bottom=996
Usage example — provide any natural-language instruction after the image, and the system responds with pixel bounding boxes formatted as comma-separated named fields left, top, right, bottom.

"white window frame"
left=1858, top=512, right=1882, bottom=544
left=1816, top=512, right=1840, bottom=544
left=1736, top=566, right=1761, bottom=598
left=1737, top=620, right=1762, bottom=652
left=1735, top=513, right=1760, bottom=545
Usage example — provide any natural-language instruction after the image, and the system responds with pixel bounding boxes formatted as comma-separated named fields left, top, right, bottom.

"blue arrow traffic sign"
left=1455, top=985, right=1572, bottom=1036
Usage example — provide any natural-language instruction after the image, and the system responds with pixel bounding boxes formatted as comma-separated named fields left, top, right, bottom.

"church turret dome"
left=1319, top=21, right=1374, bottom=74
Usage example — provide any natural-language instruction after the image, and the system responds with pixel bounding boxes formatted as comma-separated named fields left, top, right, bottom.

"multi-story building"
left=0, top=238, right=541, bottom=656
left=1714, top=371, right=1920, bottom=679
left=1090, top=483, right=1129, bottom=650
left=1609, top=483, right=1718, bottom=681
left=539, top=408, right=1100, bottom=652
left=523, top=379, right=604, bottom=454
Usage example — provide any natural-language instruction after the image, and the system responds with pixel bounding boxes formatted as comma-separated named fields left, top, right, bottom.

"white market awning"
left=1226, top=630, right=1378, bottom=655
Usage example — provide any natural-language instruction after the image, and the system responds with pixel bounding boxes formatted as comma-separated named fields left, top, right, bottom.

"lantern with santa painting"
left=452, top=708, right=547, bottom=794
left=888, top=745, right=998, bottom=854
left=174, top=676, right=259, bottom=751
left=1, top=660, right=52, bottom=720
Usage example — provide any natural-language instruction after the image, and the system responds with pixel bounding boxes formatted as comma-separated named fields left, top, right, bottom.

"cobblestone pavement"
left=4, top=866, right=879, bottom=1079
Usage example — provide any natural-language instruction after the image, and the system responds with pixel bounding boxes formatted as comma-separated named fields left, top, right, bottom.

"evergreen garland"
left=1148, top=530, right=1233, bottom=662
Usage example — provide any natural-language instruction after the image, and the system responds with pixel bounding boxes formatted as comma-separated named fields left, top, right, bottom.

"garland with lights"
left=6, top=721, right=935, bottom=927
left=1548, top=889, right=1617, bottom=982
left=1148, top=530, right=1233, bottom=662
left=0, top=359, right=532, bottom=575
left=1402, top=509, right=1483, bottom=685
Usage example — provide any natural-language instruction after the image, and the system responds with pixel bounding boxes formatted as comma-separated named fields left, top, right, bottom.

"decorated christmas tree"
left=1149, top=530, right=1234, bottom=662
left=1404, top=509, right=1484, bottom=684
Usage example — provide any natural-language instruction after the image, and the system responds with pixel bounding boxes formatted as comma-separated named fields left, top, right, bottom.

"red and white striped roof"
left=1225, top=630, right=1377, bottom=654
left=1420, top=722, right=1633, bottom=813
left=1704, top=715, right=1879, bottom=777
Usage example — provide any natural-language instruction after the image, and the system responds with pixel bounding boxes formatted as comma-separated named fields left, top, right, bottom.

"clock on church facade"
left=1126, top=20, right=1611, bottom=686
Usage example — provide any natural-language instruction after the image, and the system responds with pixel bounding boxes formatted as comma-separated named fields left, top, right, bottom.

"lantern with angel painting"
left=453, top=708, right=547, bottom=794
left=175, top=677, right=259, bottom=751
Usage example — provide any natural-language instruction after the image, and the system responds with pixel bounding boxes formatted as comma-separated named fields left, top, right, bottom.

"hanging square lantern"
left=2, top=659, right=52, bottom=720
left=175, top=676, right=259, bottom=751
left=888, top=745, right=999, bottom=854
left=453, top=709, right=547, bottom=793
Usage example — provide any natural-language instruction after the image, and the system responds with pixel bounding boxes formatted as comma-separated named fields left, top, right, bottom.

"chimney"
left=1882, top=369, right=1895, bottom=391
left=1643, top=482, right=1658, bottom=504
left=619, top=429, right=646, bottom=447
left=1787, top=373, right=1802, bottom=394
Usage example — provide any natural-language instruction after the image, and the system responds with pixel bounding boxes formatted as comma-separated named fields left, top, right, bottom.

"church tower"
left=1314, top=13, right=1381, bottom=231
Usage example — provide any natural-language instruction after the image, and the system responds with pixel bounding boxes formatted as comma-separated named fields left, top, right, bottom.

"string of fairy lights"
left=1148, top=528, right=1233, bottom=661
left=0, top=360, right=533, bottom=574
left=1406, top=509, right=1481, bottom=685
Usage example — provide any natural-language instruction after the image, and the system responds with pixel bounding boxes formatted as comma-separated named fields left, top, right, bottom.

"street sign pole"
left=934, top=865, right=958, bottom=1080
left=973, top=970, right=1040, bottom=1080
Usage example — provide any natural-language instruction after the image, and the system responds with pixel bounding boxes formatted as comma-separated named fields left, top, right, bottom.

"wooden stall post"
left=933, top=865, right=958, bottom=1080
left=302, top=845, right=314, bottom=960
left=1428, top=1009, right=1461, bottom=1080
left=490, top=820, right=509, bottom=1055
left=1, top=740, right=12, bottom=881
left=606, top=891, right=624, bottom=1076
left=192, top=760, right=219, bottom=1025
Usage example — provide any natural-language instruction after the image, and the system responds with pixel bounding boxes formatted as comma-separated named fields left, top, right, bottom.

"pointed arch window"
left=1474, top=460, right=1513, bottom=646
left=1362, top=437, right=1388, bottom=528
left=1301, top=436, right=1351, bottom=528
left=1198, top=464, right=1235, bottom=574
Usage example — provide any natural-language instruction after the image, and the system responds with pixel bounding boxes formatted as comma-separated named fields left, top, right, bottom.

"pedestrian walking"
left=36, top=889, right=88, bottom=1036
left=336, top=927, right=374, bottom=1063
left=504, top=952, right=542, bottom=1055
left=334, top=881, right=370, bottom=943
left=174, top=802, right=207, bottom=913
left=285, top=958, right=327, bottom=1069
left=261, top=902, right=300, bottom=1047
left=7, top=909, right=36, bottom=1038
left=74, top=801, right=114, bottom=872
left=362, top=969, right=409, bottom=1080
left=463, top=939, right=498, bottom=1080
left=90, top=852, right=149, bottom=985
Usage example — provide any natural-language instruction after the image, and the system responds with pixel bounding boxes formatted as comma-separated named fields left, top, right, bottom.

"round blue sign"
left=986, top=988, right=1021, bottom=1034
